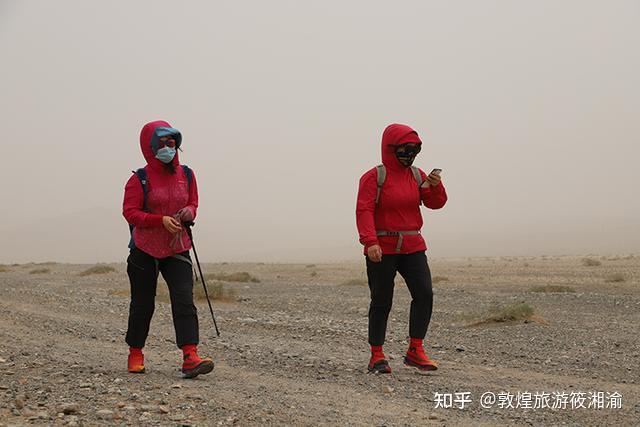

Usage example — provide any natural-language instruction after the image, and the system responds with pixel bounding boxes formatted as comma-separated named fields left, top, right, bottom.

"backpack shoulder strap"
left=181, top=165, right=193, bottom=191
left=410, top=166, right=424, bottom=187
left=133, top=167, right=149, bottom=212
left=375, top=164, right=386, bottom=205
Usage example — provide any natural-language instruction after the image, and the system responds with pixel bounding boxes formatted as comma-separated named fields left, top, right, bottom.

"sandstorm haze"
left=0, top=0, right=638, bottom=263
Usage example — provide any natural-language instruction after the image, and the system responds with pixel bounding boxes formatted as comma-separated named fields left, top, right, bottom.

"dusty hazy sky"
left=1, top=1, right=639, bottom=263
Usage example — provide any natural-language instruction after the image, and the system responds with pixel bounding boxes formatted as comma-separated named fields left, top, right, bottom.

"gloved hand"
left=176, top=207, right=194, bottom=222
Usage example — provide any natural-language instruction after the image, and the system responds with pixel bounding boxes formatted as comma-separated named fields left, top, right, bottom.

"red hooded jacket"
left=356, top=124, right=447, bottom=255
left=123, top=121, right=199, bottom=258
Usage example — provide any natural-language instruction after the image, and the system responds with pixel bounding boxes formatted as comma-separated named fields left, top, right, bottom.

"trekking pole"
left=184, top=222, right=220, bottom=336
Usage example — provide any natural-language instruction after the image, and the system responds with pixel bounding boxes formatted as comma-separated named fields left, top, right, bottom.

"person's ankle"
left=181, top=344, right=197, bottom=355
left=409, top=338, right=423, bottom=350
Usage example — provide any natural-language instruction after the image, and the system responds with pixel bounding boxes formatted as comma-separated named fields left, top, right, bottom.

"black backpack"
left=128, top=165, right=193, bottom=250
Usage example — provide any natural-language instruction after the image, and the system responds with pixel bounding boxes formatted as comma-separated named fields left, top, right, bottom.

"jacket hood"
left=381, top=123, right=422, bottom=170
left=139, top=120, right=182, bottom=170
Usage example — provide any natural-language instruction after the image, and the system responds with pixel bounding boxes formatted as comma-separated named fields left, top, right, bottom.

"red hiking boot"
left=404, top=339, right=438, bottom=371
left=367, top=345, right=392, bottom=374
left=181, top=344, right=214, bottom=379
left=128, top=347, right=145, bottom=373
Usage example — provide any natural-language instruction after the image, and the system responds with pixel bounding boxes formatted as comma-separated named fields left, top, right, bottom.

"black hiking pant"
left=366, top=251, right=433, bottom=346
left=125, top=247, right=199, bottom=349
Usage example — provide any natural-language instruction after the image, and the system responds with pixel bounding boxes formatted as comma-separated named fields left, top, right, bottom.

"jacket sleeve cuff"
left=363, top=238, right=379, bottom=249
left=147, top=214, right=164, bottom=227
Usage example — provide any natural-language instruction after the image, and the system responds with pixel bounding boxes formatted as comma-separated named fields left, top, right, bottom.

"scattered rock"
left=14, top=397, right=25, bottom=409
left=96, top=409, right=114, bottom=420
left=62, top=403, right=79, bottom=414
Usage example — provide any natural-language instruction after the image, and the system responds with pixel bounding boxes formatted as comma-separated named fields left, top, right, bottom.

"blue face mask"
left=155, top=147, right=176, bottom=164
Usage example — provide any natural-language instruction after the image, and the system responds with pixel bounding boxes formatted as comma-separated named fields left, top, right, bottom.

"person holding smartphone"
left=356, top=123, right=447, bottom=373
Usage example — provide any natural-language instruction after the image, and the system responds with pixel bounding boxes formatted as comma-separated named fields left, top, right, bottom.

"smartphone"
left=430, top=168, right=442, bottom=176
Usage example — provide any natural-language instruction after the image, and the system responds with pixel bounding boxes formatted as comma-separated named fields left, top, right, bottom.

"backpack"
left=374, top=164, right=424, bottom=205
left=128, top=165, right=193, bottom=249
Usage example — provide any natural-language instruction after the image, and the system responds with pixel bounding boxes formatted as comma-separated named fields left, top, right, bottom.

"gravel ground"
left=0, top=255, right=639, bottom=426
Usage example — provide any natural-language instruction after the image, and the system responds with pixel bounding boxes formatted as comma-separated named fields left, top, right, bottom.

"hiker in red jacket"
left=356, top=123, right=447, bottom=373
left=122, top=120, right=213, bottom=378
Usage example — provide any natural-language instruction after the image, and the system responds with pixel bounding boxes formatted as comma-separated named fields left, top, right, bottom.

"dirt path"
left=1, top=256, right=639, bottom=425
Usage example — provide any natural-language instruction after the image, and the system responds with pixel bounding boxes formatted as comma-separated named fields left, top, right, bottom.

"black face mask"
left=395, top=143, right=421, bottom=167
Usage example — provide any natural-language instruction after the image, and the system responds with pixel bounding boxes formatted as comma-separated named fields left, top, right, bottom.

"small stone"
left=170, top=413, right=186, bottom=421
left=14, top=397, right=25, bottom=409
left=171, top=383, right=182, bottom=389
left=159, top=405, right=170, bottom=414
left=113, top=378, right=123, bottom=384
left=62, top=403, right=79, bottom=414
left=140, top=404, right=157, bottom=412
left=455, top=346, right=465, bottom=352
left=428, top=414, right=439, bottom=420
left=116, top=402, right=126, bottom=408
left=0, top=357, right=6, bottom=363
left=382, top=385, right=394, bottom=394
left=79, top=382, right=92, bottom=388
left=96, top=409, right=114, bottom=420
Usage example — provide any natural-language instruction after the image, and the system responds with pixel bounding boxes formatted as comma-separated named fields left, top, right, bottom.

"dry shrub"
left=110, top=281, right=237, bottom=302
left=0, top=266, right=10, bottom=273
left=605, top=273, right=625, bottom=283
left=530, top=285, right=575, bottom=293
left=29, top=268, right=50, bottom=274
left=582, top=258, right=601, bottom=267
left=79, top=265, right=116, bottom=276
left=204, top=271, right=259, bottom=283
left=432, top=276, right=449, bottom=284
left=306, top=264, right=316, bottom=268
left=341, top=278, right=367, bottom=286
left=310, top=271, right=318, bottom=277
left=468, top=303, right=537, bottom=326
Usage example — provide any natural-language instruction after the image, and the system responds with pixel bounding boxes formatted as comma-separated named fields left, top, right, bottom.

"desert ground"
left=0, top=254, right=639, bottom=426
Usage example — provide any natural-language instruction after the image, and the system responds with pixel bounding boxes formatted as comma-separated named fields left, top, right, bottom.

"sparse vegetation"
left=79, top=265, right=116, bottom=276
left=204, top=271, right=260, bottom=283
left=29, top=268, right=50, bottom=274
left=192, top=281, right=236, bottom=301
left=110, top=280, right=237, bottom=302
left=432, top=276, right=449, bottom=284
left=467, top=302, right=536, bottom=326
left=310, top=271, right=318, bottom=277
left=0, top=266, right=10, bottom=273
left=582, top=258, right=602, bottom=267
left=605, top=273, right=626, bottom=283
left=340, top=278, right=368, bottom=286
left=306, top=264, right=316, bottom=268
left=530, top=285, right=575, bottom=293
